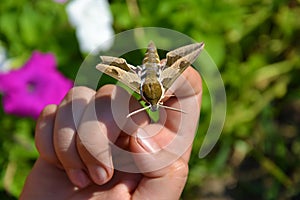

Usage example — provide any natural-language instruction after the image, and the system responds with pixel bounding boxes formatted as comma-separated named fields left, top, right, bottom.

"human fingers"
left=130, top=125, right=190, bottom=199
left=162, top=67, right=202, bottom=132
left=157, top=67, right=202, bottom=161
left=76, top=84, right=149, bottom=185
left=35, top=104, right=59, bottom=165
left=20, top=158, right=76, bottom=200
left=53, top=86, right=95, bottom=188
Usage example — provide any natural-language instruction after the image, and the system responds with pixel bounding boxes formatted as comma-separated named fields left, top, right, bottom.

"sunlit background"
left=0, top=0, right=300, bottom=199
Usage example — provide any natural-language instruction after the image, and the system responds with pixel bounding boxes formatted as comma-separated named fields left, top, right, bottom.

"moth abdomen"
left=143, top=41, right=160, bottom=64
left=141, top=82, right=163, bottom=105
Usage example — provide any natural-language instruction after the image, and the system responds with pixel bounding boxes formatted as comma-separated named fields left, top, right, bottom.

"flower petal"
left=66, top=0, right=114, bottom=53
left=0, top=51, right=73, bottom=119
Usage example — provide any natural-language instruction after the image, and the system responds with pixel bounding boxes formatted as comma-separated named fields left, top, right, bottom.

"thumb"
left=130, top=126, right=189, bottom=199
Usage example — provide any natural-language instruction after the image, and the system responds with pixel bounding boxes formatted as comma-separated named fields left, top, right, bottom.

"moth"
left=96, top=41, right=204, bottom=118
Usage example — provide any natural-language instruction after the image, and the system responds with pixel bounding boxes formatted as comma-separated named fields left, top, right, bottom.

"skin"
left=19, top=67, right=202, bottom=200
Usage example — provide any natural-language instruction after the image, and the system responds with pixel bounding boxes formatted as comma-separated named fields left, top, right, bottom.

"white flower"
left=66, top=0, right=114, bottom=54
left=0, top=45, right=12, bottom=73
left=53, top=0, right=68, bottom=4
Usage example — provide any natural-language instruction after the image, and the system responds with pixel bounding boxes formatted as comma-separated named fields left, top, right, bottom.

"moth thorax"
left=141, top=82, right=162, bottom=106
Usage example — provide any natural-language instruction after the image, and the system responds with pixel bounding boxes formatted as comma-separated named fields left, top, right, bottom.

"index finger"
left=126, top=66, right=202, bottom=170
left=161, top=66, right=202, bottom=133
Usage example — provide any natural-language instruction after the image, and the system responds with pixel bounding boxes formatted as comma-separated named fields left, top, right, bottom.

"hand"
left=20, top=67, right=202, bottom=200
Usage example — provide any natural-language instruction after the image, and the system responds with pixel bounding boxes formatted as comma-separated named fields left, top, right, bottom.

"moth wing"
left=164, top=42, right=204, bottom=69
left=161, top=42, right=204, bottom=91
left=96, top=56, right=140, bottom=94
left=100, top=56, right=137, bottom=71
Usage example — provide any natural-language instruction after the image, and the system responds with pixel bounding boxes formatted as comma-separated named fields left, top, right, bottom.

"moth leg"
left=136, top=65, right=142, bottom=72
left=159, top=59, right=167, bottom=70
left=163, top=94, right=176, bottom=98
left=161, top=94, right=176, bottom=102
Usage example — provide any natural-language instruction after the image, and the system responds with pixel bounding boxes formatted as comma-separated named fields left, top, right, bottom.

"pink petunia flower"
left=0, top=51, right=73, bottom=119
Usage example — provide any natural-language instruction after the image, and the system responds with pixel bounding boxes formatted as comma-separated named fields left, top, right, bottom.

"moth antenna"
left=126, top=105, right=151, bottom=118
left=159, top=104, right=187, bottom=114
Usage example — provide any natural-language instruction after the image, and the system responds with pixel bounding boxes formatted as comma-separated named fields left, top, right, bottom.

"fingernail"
left=68, top=169, right=90, bottom=188
left=94, top=166, right=108, bottom=184
left=136, top=128, right=160, bottom=153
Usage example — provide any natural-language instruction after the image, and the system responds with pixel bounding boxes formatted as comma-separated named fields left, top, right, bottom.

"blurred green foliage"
left=1, top=0, right=300, bottom=199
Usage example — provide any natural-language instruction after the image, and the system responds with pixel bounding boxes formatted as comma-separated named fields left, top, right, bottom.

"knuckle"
left=63, top=86, right=95, bottom=102
left=169, top=158, right=189, bottom=178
